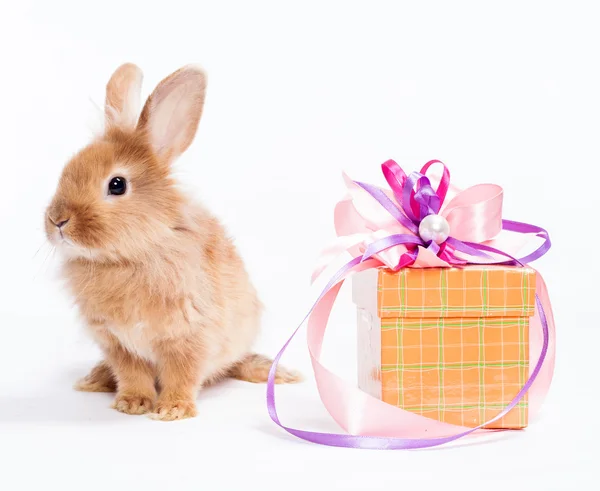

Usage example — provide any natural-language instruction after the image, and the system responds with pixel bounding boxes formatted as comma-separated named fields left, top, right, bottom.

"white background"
left=1, top=1, right=598, bottom=490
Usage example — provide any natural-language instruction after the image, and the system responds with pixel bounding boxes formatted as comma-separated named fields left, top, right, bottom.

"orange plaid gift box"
left=353, top=265, right=536, bottom=429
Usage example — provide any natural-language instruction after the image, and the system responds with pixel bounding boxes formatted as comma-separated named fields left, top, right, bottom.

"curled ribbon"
left=267, top=160, right=555, bottom=450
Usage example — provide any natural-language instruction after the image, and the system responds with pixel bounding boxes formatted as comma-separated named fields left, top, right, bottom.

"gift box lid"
left=372, top=265, right=536, bottom=319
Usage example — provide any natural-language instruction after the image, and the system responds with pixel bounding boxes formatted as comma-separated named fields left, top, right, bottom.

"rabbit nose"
left=49, top=215, right=70, bottom=228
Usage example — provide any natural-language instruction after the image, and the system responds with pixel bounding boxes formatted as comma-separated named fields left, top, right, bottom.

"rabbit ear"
left=137, top=65, right=207, bottom=163
left=105, top=63, right=143, bottom=129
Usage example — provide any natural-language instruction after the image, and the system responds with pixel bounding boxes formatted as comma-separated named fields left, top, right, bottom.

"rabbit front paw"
left=112, top=393, right=155, bottom=415
left=148, top=399, right=197, bottom=421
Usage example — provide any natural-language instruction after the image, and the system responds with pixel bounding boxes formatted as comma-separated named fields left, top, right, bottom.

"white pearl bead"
left=418, top=214, right=450, bottom=245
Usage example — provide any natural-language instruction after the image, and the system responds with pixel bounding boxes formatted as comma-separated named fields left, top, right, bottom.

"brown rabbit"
left=45, top=63, right=300, bottom=421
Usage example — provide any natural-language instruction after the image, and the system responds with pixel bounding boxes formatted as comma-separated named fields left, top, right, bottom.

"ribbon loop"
left=420, top=159, right=451, bottom=204
left=442, top=184, right=504, bottom=242
left=381, top=159, right=407, bottom=204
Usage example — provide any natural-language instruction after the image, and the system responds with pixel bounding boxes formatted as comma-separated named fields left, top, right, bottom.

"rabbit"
left=45, top=63, right=301, bottom=421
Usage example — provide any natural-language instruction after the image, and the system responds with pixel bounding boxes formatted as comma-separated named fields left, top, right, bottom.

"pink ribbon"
left=267, top=160, right=555, bottom=449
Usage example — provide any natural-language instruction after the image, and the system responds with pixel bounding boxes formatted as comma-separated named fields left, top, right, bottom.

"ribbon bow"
left=311, top=160, right=550, bottom=282
left=268, top=160, right=555, bottom=450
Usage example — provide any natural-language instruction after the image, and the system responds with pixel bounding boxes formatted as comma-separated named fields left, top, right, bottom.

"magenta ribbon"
left=266, top=160, right=552, bottom=450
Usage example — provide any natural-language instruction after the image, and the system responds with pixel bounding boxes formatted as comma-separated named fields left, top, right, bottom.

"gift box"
left=267, top=158, right=554, bottom=450
left=354, top=265, right=536, bottom=429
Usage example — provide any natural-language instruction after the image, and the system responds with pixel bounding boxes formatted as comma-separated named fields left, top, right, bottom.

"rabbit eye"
left=108, top=176, right=127, bottom=196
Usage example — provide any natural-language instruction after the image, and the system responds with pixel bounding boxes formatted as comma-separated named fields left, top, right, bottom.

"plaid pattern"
left=376, top=266, right=535, bottom=429
left=377, top=266, right=536, bottom=318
